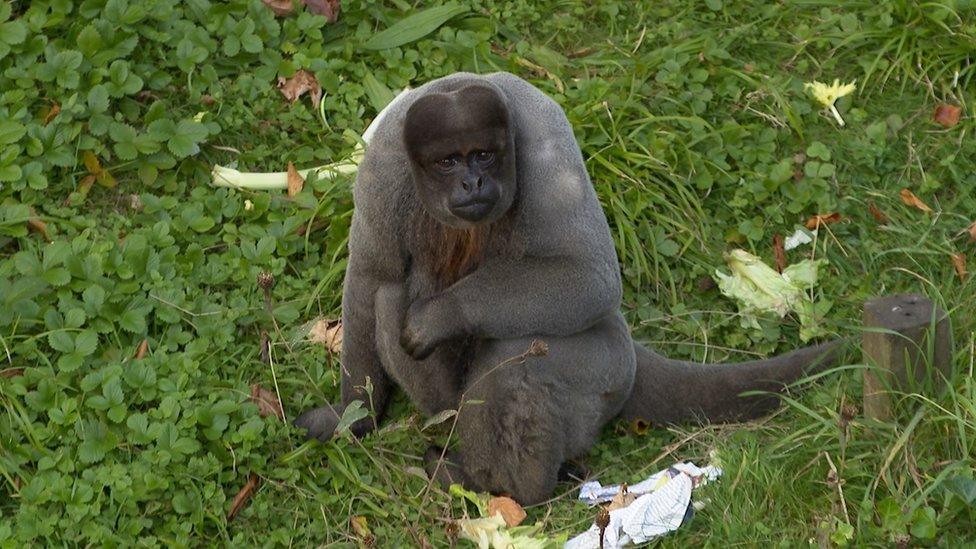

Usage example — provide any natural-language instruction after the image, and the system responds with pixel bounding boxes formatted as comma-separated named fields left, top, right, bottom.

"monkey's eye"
left=473, top=151, right=495, bottom=164
left=435, top=157, right=458, bottom=170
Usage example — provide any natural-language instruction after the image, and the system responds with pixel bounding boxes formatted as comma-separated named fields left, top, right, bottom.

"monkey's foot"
left=293, top=404, right=343, bottom=441
left=424, top=445, right=470, bottom=488
left=558, top=460, right=590, bottom=483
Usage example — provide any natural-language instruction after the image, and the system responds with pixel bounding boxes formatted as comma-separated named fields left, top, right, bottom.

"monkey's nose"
left=461, top=177, right=482, bottom=191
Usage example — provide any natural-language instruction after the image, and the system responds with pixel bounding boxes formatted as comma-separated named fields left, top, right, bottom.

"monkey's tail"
left=620, top=339, right=847, bottom=424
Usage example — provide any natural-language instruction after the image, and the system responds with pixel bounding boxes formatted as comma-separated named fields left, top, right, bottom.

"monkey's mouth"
left=450, top=198, right=496, bottom=222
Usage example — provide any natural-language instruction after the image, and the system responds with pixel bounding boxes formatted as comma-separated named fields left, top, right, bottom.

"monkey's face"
left=403, top=84, right=517, bottom=228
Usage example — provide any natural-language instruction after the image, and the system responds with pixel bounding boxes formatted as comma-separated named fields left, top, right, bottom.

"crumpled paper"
left=565, top=462, right=721, bottom=549
left=713, top=249, right=828, bottom=342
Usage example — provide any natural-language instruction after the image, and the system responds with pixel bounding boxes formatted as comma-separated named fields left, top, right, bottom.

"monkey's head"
left=403, top=84, right=517, bottom=228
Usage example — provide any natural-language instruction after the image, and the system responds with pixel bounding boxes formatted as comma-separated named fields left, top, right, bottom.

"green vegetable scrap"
left=714, top=250, right=829, bottom=342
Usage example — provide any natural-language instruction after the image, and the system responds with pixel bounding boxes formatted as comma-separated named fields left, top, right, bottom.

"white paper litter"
left=784, top=227, right=815, bottom=250
left=565, top=462, right=721, bottom=549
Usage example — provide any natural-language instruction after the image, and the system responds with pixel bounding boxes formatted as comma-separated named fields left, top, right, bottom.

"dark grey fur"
left=294, top=72, right=844, bottom=504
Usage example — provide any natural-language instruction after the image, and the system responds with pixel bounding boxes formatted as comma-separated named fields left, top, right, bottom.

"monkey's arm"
left=401, top=249, right=620, bottom=358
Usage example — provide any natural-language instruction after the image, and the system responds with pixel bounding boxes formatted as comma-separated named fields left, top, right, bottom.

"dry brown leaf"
left=27, top=216, right=50, bottom=241
left=487, top=496, right=527, bottom=527
left=227, top=473, right=259, bottom=521
left=78, top=174, right=97, bottom=196
left=277, top=70, right=322, bottom=109
left=261, top=0, right=294, bottom=16
left=1, top=368, right=25, bottom=378
left=967, top=220, right=976, bottom=242
left=606, top=485, right=637, bottom=512
left=899, top=189, right=932, bottom=213
left=309, top=319, right=342, bottom=353
left=804, top=212, right=842, bottom=230
left=868, top=202, right=889, bottom=225
left=303, top=0, right=340, bottom=22
left=134, top=339, right=149, bottom=359
left=42, top=102, right=61, bottom=125
left=287, top=162, right=304, bottom=197
left=350, top=516, right=373, bottom=539
left=250, top=383, right=284, bottom=420
left=772, top=234, right=787, bottom=273
left=933, top=104, right=962, bottom=128
left=951, top=253, right=967, bottom=280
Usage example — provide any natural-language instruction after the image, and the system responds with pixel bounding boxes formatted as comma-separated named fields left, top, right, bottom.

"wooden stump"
left=862, top=294, right=952, bottom=420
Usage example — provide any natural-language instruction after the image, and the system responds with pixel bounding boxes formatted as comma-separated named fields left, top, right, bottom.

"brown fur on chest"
left=416, top=218, right=489, bottom=288
left=412, top=212, right=516, bottom=289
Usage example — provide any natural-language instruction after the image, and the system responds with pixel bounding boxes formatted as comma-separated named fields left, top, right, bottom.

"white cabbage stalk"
left=211, top=146, right=363, bottom=189
left=210, top=87, right=411, bottom=189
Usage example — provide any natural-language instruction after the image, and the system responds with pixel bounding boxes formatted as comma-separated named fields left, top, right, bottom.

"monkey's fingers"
left=399, top=327, right=437, bottom=360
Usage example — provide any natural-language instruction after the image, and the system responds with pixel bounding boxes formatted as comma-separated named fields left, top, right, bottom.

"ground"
left=1, top=0, right=975, bottom=546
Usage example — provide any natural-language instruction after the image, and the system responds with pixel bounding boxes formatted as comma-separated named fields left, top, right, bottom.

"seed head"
left=257, top=271, right=275, bottom=291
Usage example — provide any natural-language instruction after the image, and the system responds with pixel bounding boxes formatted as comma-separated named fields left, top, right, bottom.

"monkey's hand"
left=399, top=296, right=465, bottom=360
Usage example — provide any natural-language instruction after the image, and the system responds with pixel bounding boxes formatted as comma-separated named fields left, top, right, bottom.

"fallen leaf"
left=309, top=319, right=342, bottom=353
left=606, top=485, right=637, bottom=512
left=773, top=234, right=787, bottom=273
left=951, top=253, right=967, bottom=280
left=42, top=102, right=61, bottom=125
left=933, top=104, right=962, bottom=128
left=868, top=202, right=889, bottom=225
left=487, top=496, right=527, bottom=528
left=967, top=220, right=976, bottom=242
left=78, top=174, right=97, bottom=196
left=82, top=150, right=103, bottom=175
left=261, top=0, right=294, bottom=16
left=303, top=0, right=340, bottom=22
left=250, top=383, right=284, bottom=420
left=227, top=473, right=259, bottom=521
left=804, top=212, right=842, bottom=230
left=134, top=339, right=149, bottom=359
left=1, top=368, right=25, bottom=378
left=350, top=516, right=373, bottom=540
left=899, top=189, right=933, bottom=213
left=277, top=70, right=322, bottom=109
left=287, top=162, right=304, bottom=197
left=27, top=217, right=50, bottom=241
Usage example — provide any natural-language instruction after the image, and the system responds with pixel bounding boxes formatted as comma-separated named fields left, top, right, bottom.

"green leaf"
left=76, top=23, right=102, bottom=56
left=167, top=120, right=208, bottom=157
left=362, top=4, right=469, bottom=50
left=909, top=506, right=937, bottom=540
left=362, top=72, right=395, bottom=113
left=83, top=285, right=106, bottom=312
left=119, top=310, right=147, bottom=333
left=0, top=21, right=26, bottom=46
left=49, top=331, right=75, bottom=353
left=88, top=85, right=110, bottom=112
left=0, top=120, right=26, bottom=145
left=944, top=477, right=976, bottom=504
left=334, top=400, right=369, bottom=434
left=74, top=330, right=98, bottom=356
left=805, top=141, right=831, bottom=161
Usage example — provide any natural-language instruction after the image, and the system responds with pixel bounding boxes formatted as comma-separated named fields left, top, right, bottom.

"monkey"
left=293, top=72, right=845, bottom=505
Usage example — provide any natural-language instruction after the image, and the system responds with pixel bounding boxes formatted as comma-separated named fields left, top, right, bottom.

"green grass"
left=1, top=0, right=975, bottom=546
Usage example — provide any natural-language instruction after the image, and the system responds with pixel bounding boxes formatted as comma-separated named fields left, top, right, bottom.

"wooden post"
left=862, top=294, right=952, bottom=420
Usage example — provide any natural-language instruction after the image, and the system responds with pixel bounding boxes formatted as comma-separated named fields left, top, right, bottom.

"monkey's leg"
left=373, top=284, right=463, bottom=415
left=294, top=277, right=395, bottom=442
left=450, top=312, right=635, bottom=505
